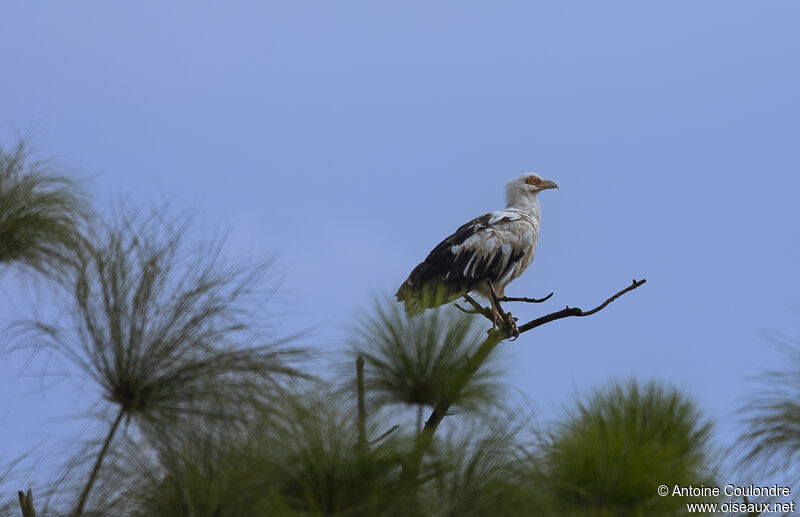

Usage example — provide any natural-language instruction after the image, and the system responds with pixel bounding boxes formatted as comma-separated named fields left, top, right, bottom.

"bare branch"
left=461, top=294, right=487, bottom=314
left=500, top=292, right=553, bottom=303
left=400, top=277, right=646, bottom=487
left=517, top=279, right=646, bottom=334
left=453, top=303, right=480, bottom=315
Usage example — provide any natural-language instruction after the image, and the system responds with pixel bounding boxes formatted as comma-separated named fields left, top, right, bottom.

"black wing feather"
left=396, top=213, right=525, bottom=313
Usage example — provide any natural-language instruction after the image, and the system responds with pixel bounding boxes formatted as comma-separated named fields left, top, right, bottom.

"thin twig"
left=455, top=293, right=495, bottom=318
left=500, top=292, right=553, bottom=303
left=462, top=294, right=487, bottom=313
left=18, top=488, right=36, bottom=517
left=370, top=425, right=400, bottom=445
left=399, top=276, right=647, bottom=488
left=516, top=279, right=645, bottom=334
left=453, top=304, right=480, bottom=315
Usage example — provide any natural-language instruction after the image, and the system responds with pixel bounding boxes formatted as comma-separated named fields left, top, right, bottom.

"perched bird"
left=396, top=173, right=558, bottom=319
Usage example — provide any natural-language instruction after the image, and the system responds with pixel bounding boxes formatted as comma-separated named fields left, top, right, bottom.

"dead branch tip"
left=18, top=488, right=36, bottom=517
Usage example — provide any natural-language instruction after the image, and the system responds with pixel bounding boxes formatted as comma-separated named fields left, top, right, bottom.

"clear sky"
left=2, top=1, right=799, bottom=488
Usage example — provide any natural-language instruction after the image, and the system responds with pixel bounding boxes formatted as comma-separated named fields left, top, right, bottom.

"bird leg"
left=487, top=289, right=503, bottom=328
left=486, top=281, right=519, bottom=339
left=460, top=289, right=519, bottom=339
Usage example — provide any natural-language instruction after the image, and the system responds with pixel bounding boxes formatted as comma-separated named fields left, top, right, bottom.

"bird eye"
left=524, top=176, right=538, bottom=185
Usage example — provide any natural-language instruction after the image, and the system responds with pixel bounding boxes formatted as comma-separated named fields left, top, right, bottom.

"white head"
left=505, top=173, right=559, bottom=208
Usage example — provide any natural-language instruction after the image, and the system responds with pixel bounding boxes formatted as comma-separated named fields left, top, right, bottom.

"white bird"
left=396, top=173, right=558, bottom=318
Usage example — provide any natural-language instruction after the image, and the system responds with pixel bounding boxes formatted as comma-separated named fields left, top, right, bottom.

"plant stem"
left=18, top=488, right=36, bottom=517
left=72, top=408, right=125, bottom=517
left=398, top=279, right=646, bottom=490
left=356, top=356, right=367, bottom=454
left=400, top=329, right=505, bottom=487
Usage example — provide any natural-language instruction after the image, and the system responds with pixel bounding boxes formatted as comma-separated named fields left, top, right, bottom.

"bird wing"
left=399, top=209, right=537, bottom=298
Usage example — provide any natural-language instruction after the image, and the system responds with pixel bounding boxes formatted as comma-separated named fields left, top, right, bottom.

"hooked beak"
left=541, top=179, right=559, bottom=190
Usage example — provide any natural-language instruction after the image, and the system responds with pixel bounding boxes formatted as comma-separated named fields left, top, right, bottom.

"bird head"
left=506, top=173, right=558, bottom=206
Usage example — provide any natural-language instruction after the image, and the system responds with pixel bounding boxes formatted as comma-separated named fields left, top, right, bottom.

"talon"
left=503, top=312, right=520, bottom=339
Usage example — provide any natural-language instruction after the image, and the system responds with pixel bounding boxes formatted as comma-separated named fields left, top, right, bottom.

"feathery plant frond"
left=89, top=427, right=277, bottom=517
left=14, top=206, right=307, bottom=516
left=736, top=335, right=800, bottom=496
left=0, top=450, right=34, bottom=516
left=104, top=391, right=411, bottom=517
left=259, top=392, right=411, bottom=516
left=539, top=379, right=717, bottom=516
left=351, top=295, right=506, bottom=415
left=0, top=138, right=89, bottom=280
left=423, top=411, right=548, bottom=517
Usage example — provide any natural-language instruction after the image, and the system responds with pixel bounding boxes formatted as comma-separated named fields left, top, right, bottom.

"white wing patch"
left=488, top=210, right=521, bottom=225
left=462, top=254, right=476, bottom=277
left=449, top=209, right=539, bottom=286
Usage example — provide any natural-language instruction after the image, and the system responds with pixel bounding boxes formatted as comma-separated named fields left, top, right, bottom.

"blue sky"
left=2, top=1, right=799, bottom=488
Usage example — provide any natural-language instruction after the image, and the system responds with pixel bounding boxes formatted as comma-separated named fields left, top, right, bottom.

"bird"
left=396, top=173, right=558, bottom=323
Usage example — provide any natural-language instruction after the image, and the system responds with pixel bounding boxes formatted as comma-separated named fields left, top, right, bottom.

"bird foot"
left=489, top=309, right=519, bottom=339
left=503, top=311, right=519, bottom=340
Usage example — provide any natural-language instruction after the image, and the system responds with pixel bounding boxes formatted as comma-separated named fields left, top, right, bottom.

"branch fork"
left=400, top=277, right=647, bottom=487
left=461, top=278, right=646, bottom=339
left=18, top=488, right=35, bottom=517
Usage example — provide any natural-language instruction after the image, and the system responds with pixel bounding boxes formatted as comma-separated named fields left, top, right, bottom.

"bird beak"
left=542, top=179, right=559, bottom=190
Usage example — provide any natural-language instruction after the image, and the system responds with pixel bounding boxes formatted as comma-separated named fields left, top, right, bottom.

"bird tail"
left=395, top=282, right=459, bottom=317
left=395, top=282, right=423, bottom=316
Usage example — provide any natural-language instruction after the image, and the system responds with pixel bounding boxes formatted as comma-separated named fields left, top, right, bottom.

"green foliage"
left=0, top=139, right=89, bottom=279
left=736, top=336, right=800, bottom=496
left=1, top=139, right=716, bottom=516
left=423, top=414, right=550, bottom=517
left=351, top=297, right=505, bottom=414
left=537, top=379, right=717, bottom=516
left=103, top=392, right=412, bottom=517
left=99, top=430, right=280, bottom=517
left=14, top=208, right=307, bottom=514
left=21, top=208, right=306, bottom=440
left=256, top=394, right=410, bottom=516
